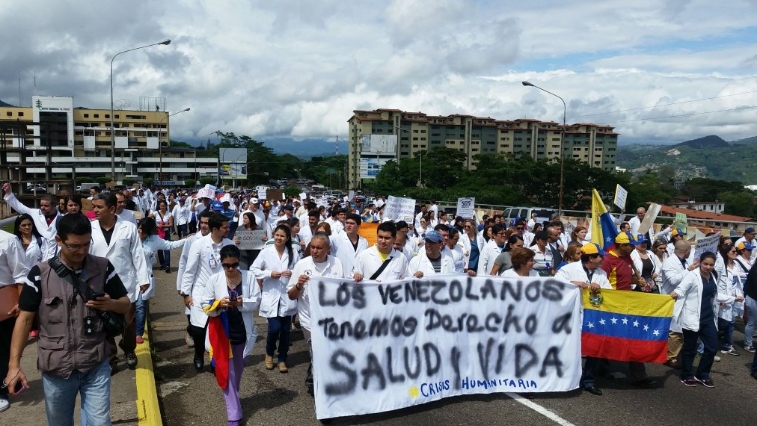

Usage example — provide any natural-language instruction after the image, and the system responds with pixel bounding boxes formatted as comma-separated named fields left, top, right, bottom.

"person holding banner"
left=477, top=223, right=506, bottom=276
left=555, top=243, right=611, bottom=395
left=251, top=224, right=300, bottom=373
left=407, top=231, right=455, bottom=277
left=661, top=240, right=697, bottom=367
left=631, top=234, right=661, bottom=293
left=501, top=247, right=539, bottom=278
left=353, top=222, right=408, bottom=282
left=670, top=252, right=743, bottom=387
left=331, top=214, right=368, bottom=277
left=490, top=235, right=524, bottom=276
left=287, top=232, right=347, bottom=395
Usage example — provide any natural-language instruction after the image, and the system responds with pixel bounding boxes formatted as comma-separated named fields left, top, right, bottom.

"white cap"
left=251, top=197, right=259, bottom=204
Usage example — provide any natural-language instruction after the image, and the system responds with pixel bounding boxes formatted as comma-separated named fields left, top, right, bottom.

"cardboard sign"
left=694, top=232, right=720, bottom=260
left=384, top=196, right=416, bottom=222
left=637, top=203, right=661, bottom=235
left=235, top=230, right=267, bottom=250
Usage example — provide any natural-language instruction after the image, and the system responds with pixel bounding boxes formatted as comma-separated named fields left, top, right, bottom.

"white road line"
left=506, top=392, right=577, bottom=426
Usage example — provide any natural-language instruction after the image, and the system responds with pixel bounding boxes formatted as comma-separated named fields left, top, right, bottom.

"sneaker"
left=0, top=397, right=9, bottom=412
left=136, top=336, right=144, bottom=344
left=278, top=362, right=288, bottom=373
left=680, top=378, right=698, bottom=387
left=694, top=377, right=715, bottom=388
left=721, top=347, right=739, bottom=356
left=125, top=352, right=138, bottom=370
left=264, top=355, right=274, bottom=370
left=185, top=333, right=195, bottom=348
left=744, top=345, right=756, bottom=353
left=714, top=355, right=721, bottom=362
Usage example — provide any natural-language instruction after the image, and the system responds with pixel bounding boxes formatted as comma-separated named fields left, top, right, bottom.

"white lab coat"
left=117, top=208, right=138, bottom=225
left=555, top=261, right=612, bottom=290
left=718, top=266, right=744, bottom=321
left=3, top=193, right=60, bottom=260
left=23, top=237, right=43, bottom=268
left=330, top=231, right=368, bottom=276
left=661, top=255, right=690, bottom=296
left=407, top=250, right=456, bottom=277
left=354, top=246, right=408, bottom=281
left=201, top=269, right=261, bottom=359
left=631, top=249, right=662, bottom=283
left=140, top=235, right=186, bottom=300
left=251, top=244, right=300, bottom=318
left=287, top=255, right=346, bottom=331
left=89, top=218, right=150, bottom=303
left=673, top=270, right=734, bottom=332
left=477, top=240, right=503, bottom=276
left=172, top=203, right=191, bottom=226
left=181, top=234, right=234, bottom=327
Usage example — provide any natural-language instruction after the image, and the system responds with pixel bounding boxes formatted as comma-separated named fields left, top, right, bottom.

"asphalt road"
left=150, top=250, right=757, bottom=425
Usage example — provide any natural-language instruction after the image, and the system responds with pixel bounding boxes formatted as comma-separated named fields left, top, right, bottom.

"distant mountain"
left=0, top=99, right=15, bottom=107
left=263, top=138, right=339, bottom=158
left=673, top=135, right=729, bottom=149
left=617, top=134, right=757, bottom=184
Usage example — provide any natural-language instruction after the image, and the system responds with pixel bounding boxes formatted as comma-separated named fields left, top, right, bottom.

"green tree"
left=720, top=191, right=756, bottom=218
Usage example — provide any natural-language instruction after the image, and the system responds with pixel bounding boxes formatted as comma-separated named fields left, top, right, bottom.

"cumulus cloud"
left=1, top=0, right=757, bottom=146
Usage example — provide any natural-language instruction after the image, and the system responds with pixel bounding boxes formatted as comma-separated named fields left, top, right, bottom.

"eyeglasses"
left=61, top=240, right=92, bottom=251
left=516, top=227, right=524, bottom=231
left=222, top=262, right=240, bottom=269
left=496, top=232, right=507, bottom=236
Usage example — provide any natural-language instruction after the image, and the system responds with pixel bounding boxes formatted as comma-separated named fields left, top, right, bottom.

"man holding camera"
left=3, top=213, right=130, bottom=424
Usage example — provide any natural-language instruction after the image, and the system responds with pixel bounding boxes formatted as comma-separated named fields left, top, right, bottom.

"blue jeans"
left=682, top=322, right=718, bottom=380
left=266, top=316, right=292, bottom=363
left=42, top=358, right=112, bottom=426
left=580, top=357, right=601, bottom=388
left=177, top=224, right=188, bottom=239
left=745, top=296, right=757, bottom=347
left=162, top=232, right=171, bottom=268
left=718, top=318, right=735, bottom=349
left=135, top=292, right=147, bottom=337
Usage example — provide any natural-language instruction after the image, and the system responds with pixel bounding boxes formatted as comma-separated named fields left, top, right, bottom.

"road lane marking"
left=506, top=392, right=577, bottom=426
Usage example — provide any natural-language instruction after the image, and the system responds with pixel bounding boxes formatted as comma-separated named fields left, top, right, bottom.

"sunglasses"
left=222, top=262, right=240, bottom=269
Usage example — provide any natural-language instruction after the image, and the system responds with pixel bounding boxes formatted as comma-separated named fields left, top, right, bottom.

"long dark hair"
left=138, top=217, right=158, bottom=236
left=273, top=224, right=294, bottom=268
left=14, top=213, right=42, bottom=246
left=504, top=234, right=524, bottom=252
left=243, top=212, right=257, bottom=230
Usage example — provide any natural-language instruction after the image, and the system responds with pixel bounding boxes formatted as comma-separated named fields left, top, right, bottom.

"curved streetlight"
left=158, top=107, right=191, bottom=185
left=522, top=81, right=567, bottom=215
left=110, top=39, right=171, bottom=182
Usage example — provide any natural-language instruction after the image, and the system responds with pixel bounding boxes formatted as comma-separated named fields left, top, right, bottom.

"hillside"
left=617, top=134, right=757, bottom=184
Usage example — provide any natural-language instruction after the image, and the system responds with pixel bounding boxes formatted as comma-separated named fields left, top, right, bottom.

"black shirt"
left=101, top=224, right=116, bottom=246
left=19, top=260, right=128, bottom=312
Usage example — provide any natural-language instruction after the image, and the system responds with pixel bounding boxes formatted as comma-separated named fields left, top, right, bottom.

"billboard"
left=359, top=134, right=397, bottom=155
left=219, top=147, right=248, bottom=163
left=220, top=163, right=247, bottom=179
left=359, top=157, right=392, bottom=179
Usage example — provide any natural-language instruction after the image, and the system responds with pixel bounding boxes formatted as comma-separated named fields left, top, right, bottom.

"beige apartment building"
left=347, top=108, right=618, bottom=189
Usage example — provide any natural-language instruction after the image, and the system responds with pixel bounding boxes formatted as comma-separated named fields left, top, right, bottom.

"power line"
left=613, top=105, right=757, bottom=123
left=574, top=89, right=757, bottom=119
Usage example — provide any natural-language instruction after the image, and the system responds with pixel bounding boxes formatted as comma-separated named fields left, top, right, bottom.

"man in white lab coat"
left=2, top=183, right=61, bottom=261
left=407, top=230, right=455, bottom=277
left=331, top=213, right=368, bottom=277
left=89, top=193, right=150, bottom=372
left=353, top=221, right=408, bottom=282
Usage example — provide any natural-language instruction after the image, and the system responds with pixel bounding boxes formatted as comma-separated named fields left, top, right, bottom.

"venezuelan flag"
left=204, top=299, right=233, bottom=389
left=581, top=289, right=674, bottom=363
left=590, top=188, right=618, bottom=252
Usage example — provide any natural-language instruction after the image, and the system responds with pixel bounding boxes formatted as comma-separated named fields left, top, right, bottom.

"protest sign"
left=234, top=230, right=267, bottom=250
left=309, top=276, right=582, bottom=420
left=456, top=197, right=475, bottom=219
left=694, top=231, right=720, bottom=259
left=384, top=196, right=416, bottom=222
left=258, top=189, right=267, bottom=200
left=300, top=192, right=307, bottom=201
left=613, top=185, right=628, bottom=210
left=674, top=213, right=687, bottom=235
left=637, top=203, right=661, bottom=235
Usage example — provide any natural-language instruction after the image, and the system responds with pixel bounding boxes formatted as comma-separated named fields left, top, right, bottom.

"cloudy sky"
left=2, top=0, right=757, bottom=147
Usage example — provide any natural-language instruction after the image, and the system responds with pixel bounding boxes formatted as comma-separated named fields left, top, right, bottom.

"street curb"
left=135, top=321, right=162, bottom=426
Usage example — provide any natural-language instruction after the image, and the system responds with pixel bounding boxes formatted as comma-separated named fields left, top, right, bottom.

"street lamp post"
left=522, top=81, right=567, bottom=216
left=393, top=125, right=421, bottom=187
left=110, top=39, right=171, bottom=183
left=158, top=107, right=190, bottom=186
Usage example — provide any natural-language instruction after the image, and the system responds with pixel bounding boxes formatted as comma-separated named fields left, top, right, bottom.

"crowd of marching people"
left=2, top=182, right=757, bottom=424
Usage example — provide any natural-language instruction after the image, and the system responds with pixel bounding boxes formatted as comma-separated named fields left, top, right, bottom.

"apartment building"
left=0, top=96, right=217, bottom=186
left=347, top=108, right=618, bottom=189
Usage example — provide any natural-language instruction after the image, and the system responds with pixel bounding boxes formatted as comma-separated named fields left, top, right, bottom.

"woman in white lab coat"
left=136, top=217, right=187, bottom=343
left=250, top=224, right=300, bottom=373
left=202, top=245, right=260, bottom=426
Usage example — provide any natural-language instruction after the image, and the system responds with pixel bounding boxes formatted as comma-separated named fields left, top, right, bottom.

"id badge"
left=209, top=257, right=218, bottom=269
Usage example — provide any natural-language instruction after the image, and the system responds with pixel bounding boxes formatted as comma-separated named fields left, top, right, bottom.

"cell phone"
left=90, top=292, right=106, bottom=301
left=14, top=381, right=28, bottom=394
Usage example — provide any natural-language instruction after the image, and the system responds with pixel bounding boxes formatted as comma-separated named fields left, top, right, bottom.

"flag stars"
left=633, top=320, right=639, bottom=327
left=587, top=322, right=595, bottom=329
left=599, top=319, right=606, bottom=325
left=643, top=324, right=649, bottom=331
left=653, top=330, right=660, bottom=336
left=610, top=317, right=618, bottom=324
left=622, top=318, right=628, bottom=325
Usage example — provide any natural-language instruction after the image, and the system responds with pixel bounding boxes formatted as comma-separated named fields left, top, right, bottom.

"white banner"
left=456, top=197, right=475, bottom=219
left=694, top=231, right=720, bottom=259
left=384, top=196, right=416, bottom=222
left=309, top=276, right=582, bottom=420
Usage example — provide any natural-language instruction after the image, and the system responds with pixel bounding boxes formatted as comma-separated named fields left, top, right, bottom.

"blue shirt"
left=699, top=274, right=717, bottom=325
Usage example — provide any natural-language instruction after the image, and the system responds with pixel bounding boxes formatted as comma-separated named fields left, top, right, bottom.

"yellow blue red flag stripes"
left=581, top=289, right=674, bottom=363
left=590, top=188, right=618, bottom=252
left=204, top=299, right=233, bottom=389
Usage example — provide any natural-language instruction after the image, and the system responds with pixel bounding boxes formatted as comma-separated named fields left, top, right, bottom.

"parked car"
left=24, top=184, right=47, bottom=193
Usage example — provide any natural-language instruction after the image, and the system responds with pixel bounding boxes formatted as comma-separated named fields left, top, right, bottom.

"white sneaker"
left=0, top=397, right=10, bottom=412
left=185, top=332, right=195, bottom=348
left=714, top=355, right=721, bottom=362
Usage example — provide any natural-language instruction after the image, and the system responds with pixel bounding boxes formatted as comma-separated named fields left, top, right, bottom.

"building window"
left=94, top=114, right=99, bottom=118
left=5, top=112, right=10, bottom=117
